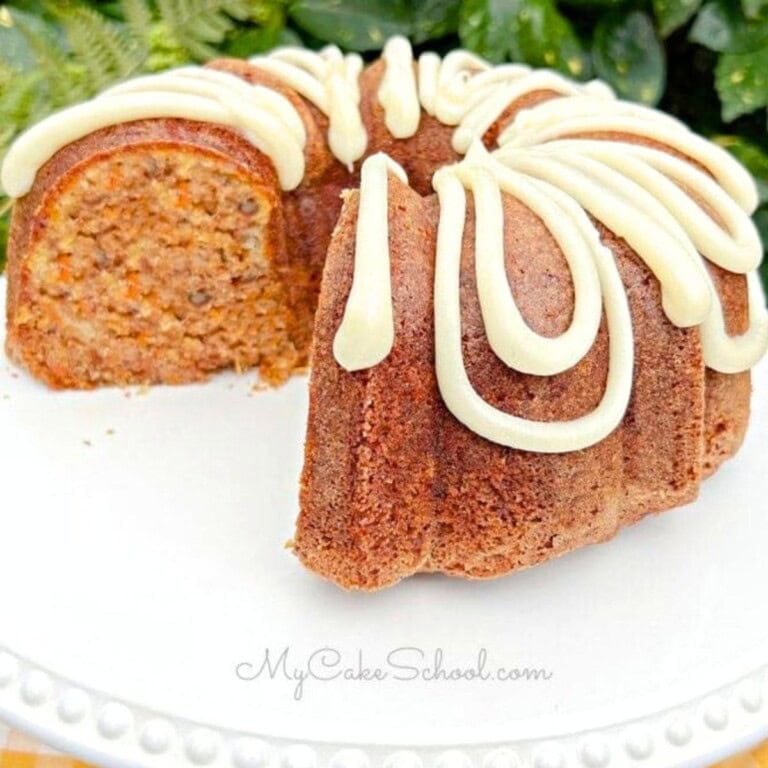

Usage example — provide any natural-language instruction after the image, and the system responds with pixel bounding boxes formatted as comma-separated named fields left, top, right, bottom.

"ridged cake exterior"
left=298, top=173, right=751, bottom=589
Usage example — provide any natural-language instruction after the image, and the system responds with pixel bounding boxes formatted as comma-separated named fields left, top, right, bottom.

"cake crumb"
left=284, top=538, right=296, bottom=550
left=83, top=439, right=92, bottom=447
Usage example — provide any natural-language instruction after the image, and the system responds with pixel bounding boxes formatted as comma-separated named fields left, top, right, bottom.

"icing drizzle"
left=249, top=45, right=367, bottom=168
left=1, top=67, right=307, bottom=194
left=1, top=36, right=766, bottom=453
left=379, top=37, right=421, bottom=139
left=333, top=153, right=406, bottom=371
left=432, top=163, right=635, bottom=453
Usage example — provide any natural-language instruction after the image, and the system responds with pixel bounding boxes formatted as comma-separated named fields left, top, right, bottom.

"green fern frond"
left=156, top=0, right=251, bottom=60
left=0, top=69, right=45, bottom=127
left=59, top=6, right=146, bottom=92
left=120, top=0, right=152, bottom=57
left=120, top=0, right=152, bottom=39
left=224, top=1, right=253, bottom=21
left=10, top=13, right=80, bottom=107
left=189, top=13, right=231, bottom=42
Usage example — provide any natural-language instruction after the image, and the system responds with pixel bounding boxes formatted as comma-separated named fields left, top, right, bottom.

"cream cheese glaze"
left=249, top=45, right=367, bottom=168
left=378, top=36, right=420, bottom=138
left=1, top=67, right=308, bottom=194
left=432, top=161, right=635, bottom=453
left=1, top=36, right=767, bottom=452
left=333, top=153, right=406, bottom=372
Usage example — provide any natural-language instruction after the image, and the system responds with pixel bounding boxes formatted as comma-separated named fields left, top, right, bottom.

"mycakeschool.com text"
left=235, top=647, right=554, bottom=700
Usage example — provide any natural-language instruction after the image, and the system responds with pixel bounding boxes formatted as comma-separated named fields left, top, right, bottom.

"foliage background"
left=0, top=0, right=767, bottom=294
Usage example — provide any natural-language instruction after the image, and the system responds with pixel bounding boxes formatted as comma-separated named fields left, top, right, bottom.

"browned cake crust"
left=298, top=185, right=438, bottom=585
left=359, top=61, right=458, bottom=195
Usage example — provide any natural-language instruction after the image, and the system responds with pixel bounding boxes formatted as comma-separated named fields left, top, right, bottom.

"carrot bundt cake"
left=2, top=37, right=767, bottom=589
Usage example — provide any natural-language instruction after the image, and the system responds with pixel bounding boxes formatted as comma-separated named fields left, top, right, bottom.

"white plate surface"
left=0, top=276, right=767, bottom=768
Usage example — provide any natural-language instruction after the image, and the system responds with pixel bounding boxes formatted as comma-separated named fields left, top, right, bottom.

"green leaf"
left=690, top=0, right=768, bottom=53
left=715, top=46, right=768, bottom=121
left=742, top=0, right=768, bottom=18
left=145, top=21, right=191, bottom=70
left=653, top=0, right=703, bottom=37
left=224, top=3, right=288, bottom=57
left=459, top=0, right=590, bottom=79
left=287, top=0, right=460, bottom=50
left=715, top=135, right=768, bottom=203
left=288, top=0, right=412, bottom=50
left=558, top=0, right=624, bottom=6
left=592, top=11, right=666, bottom=105
left=411, top=0, right=461, bottom=43
left=276, top=27, right=303, bottom=47
left=458, top=0, right=509, bottom=61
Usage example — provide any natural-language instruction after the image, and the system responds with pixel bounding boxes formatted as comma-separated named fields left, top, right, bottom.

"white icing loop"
left=457, top=149, right=602, bottom=376
left=493, top=137, right=768, bottom=374
left=432, top=166, right=635, bottom=453
left=499, top=96, right=759, bottom=213
left=543, top=140, right=762, bottom=274
left=452, top=71, right=608, bottom=155
left=496, top=145, right=713, bottom=328
left=103, top=67, right=307, bottom=146
left=333, top=153, right=407, bottom=372
left=431, top=50, right=492, bottom=125
left=702, top=271, right=768, bottom=373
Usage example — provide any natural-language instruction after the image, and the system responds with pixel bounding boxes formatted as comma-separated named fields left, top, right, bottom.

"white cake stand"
left=0, top=276, right=766, bottom=768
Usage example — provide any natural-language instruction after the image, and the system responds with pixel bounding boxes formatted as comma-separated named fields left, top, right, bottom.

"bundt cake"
left=2, top=37, right=767, bottom=590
